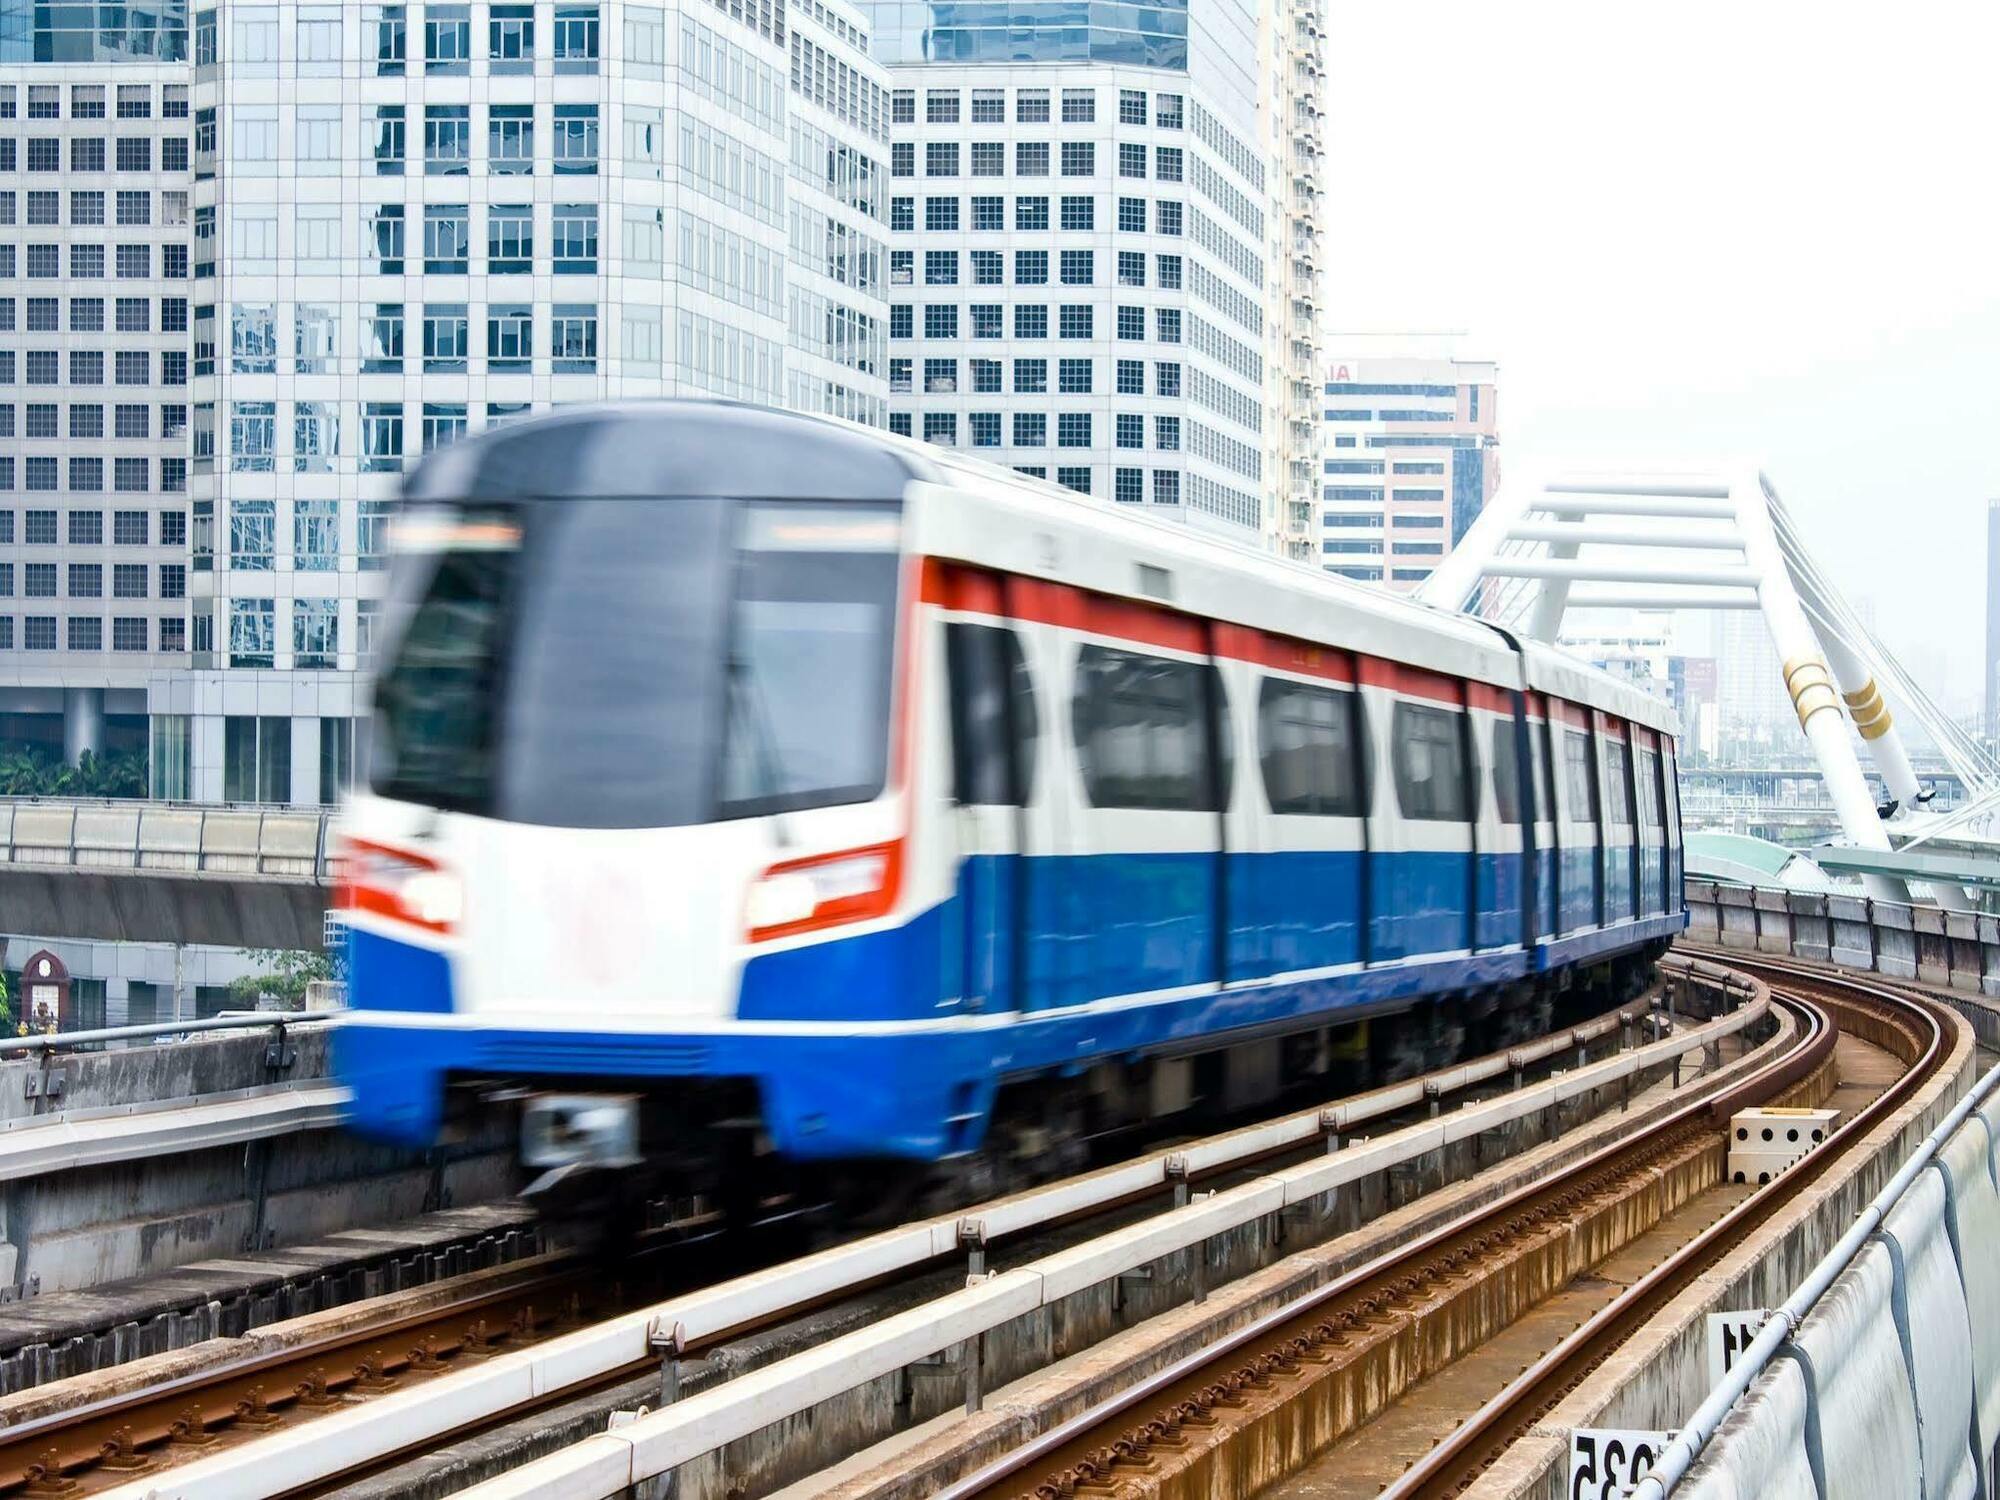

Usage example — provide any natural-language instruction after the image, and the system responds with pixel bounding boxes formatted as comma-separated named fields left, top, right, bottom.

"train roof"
left=402, top=400, right=1676, bottom=736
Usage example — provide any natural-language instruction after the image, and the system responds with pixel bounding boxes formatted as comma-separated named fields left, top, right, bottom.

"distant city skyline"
left=1326, top=1, right=1998, bottom=712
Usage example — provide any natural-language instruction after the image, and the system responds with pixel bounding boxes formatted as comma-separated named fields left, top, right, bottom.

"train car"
left=334, top=401, right=1684, bottom=1207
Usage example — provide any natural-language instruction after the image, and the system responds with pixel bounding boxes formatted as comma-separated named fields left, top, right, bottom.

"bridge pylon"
left=1418, top=463, right=1991, bottom=902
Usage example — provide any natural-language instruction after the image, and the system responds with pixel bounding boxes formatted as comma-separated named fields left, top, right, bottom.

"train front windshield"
left=369, top=498, right=903, bottom=830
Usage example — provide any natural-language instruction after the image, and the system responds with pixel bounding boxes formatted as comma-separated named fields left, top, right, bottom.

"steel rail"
left=925, top=979, right=1822, bottom=1500
left=97, top=977, right=1765, bottom=1500
left=1374, top=958, right=1949, bottom=1500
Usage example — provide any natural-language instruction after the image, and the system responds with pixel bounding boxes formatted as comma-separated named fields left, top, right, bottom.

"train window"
left=946, top=622, right=1038, bottom=806
left=1258, top=678, right=1361, bottom=817
left=1641, top=746, right=1668, bottom=831
left=1072, top=645, right=1228, bottom=811
left=1490, top=720, right=1522, bottom=824
left=1532, top=720, right=1554, bottom=824
left=1604, top=738, right=1633, bottom=823
left=1563, top=727, right=1599, bottom=825
left=1391, top=701, right=1468, bottom=821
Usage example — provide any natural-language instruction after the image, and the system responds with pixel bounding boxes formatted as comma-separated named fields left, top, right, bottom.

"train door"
left=1598, top=713, right=1636, bottom=923
left=1239, top=632, right=1367, bottom=981
left=1555, top=701, right=1601, bottom=932
left=1471, top=685, right=1516, bottom=951
left=1005, top=577, right=1082, bottom=1012
left=1661, top=735, right=1685, bottom=903
left=1066, top=592, right=1227, bottom=1007
left=1633, top=728, right=1664, bottom=916
left=941, top=581, right=1038, bottom=1014
left=1528, top=697, right=1560, bottom=943
left=1368, top=663, right=1475, bottom=962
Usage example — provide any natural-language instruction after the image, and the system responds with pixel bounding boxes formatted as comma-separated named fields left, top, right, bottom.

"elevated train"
left=336, top=402, right=1685, bottom=1206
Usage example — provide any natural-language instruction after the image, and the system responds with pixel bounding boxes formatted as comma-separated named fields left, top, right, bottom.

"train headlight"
left=745, top=842, right=901, bottom=943
left=337, top=837, right=461, bottom=936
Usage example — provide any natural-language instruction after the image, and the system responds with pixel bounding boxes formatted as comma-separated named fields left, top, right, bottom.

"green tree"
left=228, top=948, right=339, bottom=1009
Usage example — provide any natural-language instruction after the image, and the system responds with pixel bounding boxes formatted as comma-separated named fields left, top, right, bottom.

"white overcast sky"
left=1325, top=2, right=2000, bottom=710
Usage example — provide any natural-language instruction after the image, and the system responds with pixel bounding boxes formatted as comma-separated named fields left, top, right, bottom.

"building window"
left=358, top=500, right=392, bottom=569
left=295, top=403, right=338, bottom=471
left=424, top=205, right=470, bottom=273
left=68, top=617, right=102, bottom=652
left=1155, top=146, right=1183, bottom=182
left=552, top=204, right=597, bottom=272
left=489, top=104, right=533, bottom=172
left=424, top=104, right=470, bottom=172
left=231, top=404, right=276, bottom=473
left=970, top=142, right=1003, bottom=176
left=1013, top=412, right=1046, bottom=446
left=970, top=195, right=1003, bottom=230
left=1156, top=308, right=1182, bottom=343
left=971, top=304, right=1003, bottom=339
left=294, top=600, right=337, bottom=670
left=425, top=2, right=470, bottom=71
left=1014, top=305, right=1047, bottom=339
left=112, top=564, right=146, bottom=599
left=925, top=196, right=959, bottom=232
left=971, top=250, right=1003, bottom=285
left=924, top=413, right=957, bottom=446
left=1119, top=143, right=1146, bottom=179
left=488, top=305, right=533, bottom=370
left=365, top=303, right=405, bottom=372
left=971, top=358, right=1002, bottom=393
left=1059, top=305, right=1093, bottom=339
left=109, top=617, right=145, bottom=652
left=1059, top=358, right=1093, bottom=394
left=1156, top=200, right=1183, bottom=236
left=925, top=250, right=958, bottom=285
left=489, top=204, right=533, bottom=271
left=69, top=564, right=103, bottom=597
left=1016, top=141, right=1049, bottom=176
left=969, top=413, right=1001, bottom=448
left=552, top=4, right=600, bottom=72
left=1156, top=361, right=1181, bottom=396
left=1155, top=94, right=1184, bottom=129
left=372, top=105, right=406, bottom=173
left=972, top=89, right=1004, bottom=123
left=361, top=403, right=404, bottom=473
left=1157, top=254, right=1182, bottom=289
left=1017, top=89, right=1049, bottom=123
left=553, top=104, right=598, bottom=173
left=1015, top=197, right=1047, bottom=231
left=924, top=304, right=958, bottom=339
left=1060, top=196, right=1094, bottom=230
left=24, top=617, right=54, bottom=651
left=1015, top=250, right=1048, bottom=284
left=490, top=2, right=534, bottom=68
left=1061, top=88, right=1095, bottom=123
left=230, top=498, right=275, bottom=568
left=1155, top=416, right=1181, bottom=451
left=1062, top=141, right=1094, bottom=176
left=1153, top=470, right=1180, bottom=505
left=421, top=403, right=468, bottom=451
left=24, top=563, right=54, bottom=596
left=1013, top=358, right=1047, bottom=393
left=114, top=510, right=148, bottom=544
left=423, top=304, right=469, bottom=371
left=1058, top=467, right=1091, bottom=494
left=926, top=89, right=959, bottom=124
left=1060, top=250, right=1094, bottom=286
left=1119, top=197, right=1145, bottom=233
left=552, top=304, right=597, bottom=372
left=926, top=141, right=958, bottom=176
left=1115, top=468, right=1143, bottom=503
left=1117, top=414, right=1143, bottom=449
left=114, top=458, right=148, bottom=492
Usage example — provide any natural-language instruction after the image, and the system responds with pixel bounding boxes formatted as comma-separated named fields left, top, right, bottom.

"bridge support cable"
left=1414, top=462, right=1985, bottom=901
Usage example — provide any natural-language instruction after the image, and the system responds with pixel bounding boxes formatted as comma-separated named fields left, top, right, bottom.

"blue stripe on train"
left=340, top=911, right=1686, bottom=1158
left=340, top=838, right=1687, bottom=1159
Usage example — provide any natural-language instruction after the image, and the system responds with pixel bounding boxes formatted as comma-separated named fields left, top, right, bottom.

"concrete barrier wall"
left=1686, top=882, right=2000, bottom=1047
left=0, top=1026, right=517, bottom=1298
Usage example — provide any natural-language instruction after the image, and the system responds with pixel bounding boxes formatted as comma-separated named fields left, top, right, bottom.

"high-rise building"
left=1986, top=498, right=2000, bottom=740
left=860, top=2, right=1270, bottom=542
left=1262, top=0, right=1324, bottom=563
left=1320, top=345, right=1499, bottom=591
left=0, top=0, right=890, bottom=803
left=0, top=9, right=195, bottom=782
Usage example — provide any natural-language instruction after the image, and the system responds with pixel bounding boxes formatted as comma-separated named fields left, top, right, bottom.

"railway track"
left=920, top=956, right=1950, bottom=1500
left=0, top=977, right=1742, bottom=1499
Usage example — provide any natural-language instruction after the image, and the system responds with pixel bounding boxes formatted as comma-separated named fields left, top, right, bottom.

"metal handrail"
left=1638, top=1039, right=2000, bottom=1495
left=0, top=1011, right=327, bottom=1055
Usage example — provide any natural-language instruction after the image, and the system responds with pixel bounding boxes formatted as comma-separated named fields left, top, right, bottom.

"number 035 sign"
left=1569, top=1428, right=1674, bottom=1500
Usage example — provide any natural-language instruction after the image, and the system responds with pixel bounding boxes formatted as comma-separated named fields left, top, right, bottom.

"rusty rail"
left=1374, top=956, right=1950, bottom=1500
left=931, top=968, right=1817, bottom=1500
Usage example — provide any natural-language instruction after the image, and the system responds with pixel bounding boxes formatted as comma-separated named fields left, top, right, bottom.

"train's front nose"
left=335, top=487, right=906, bottom=1153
